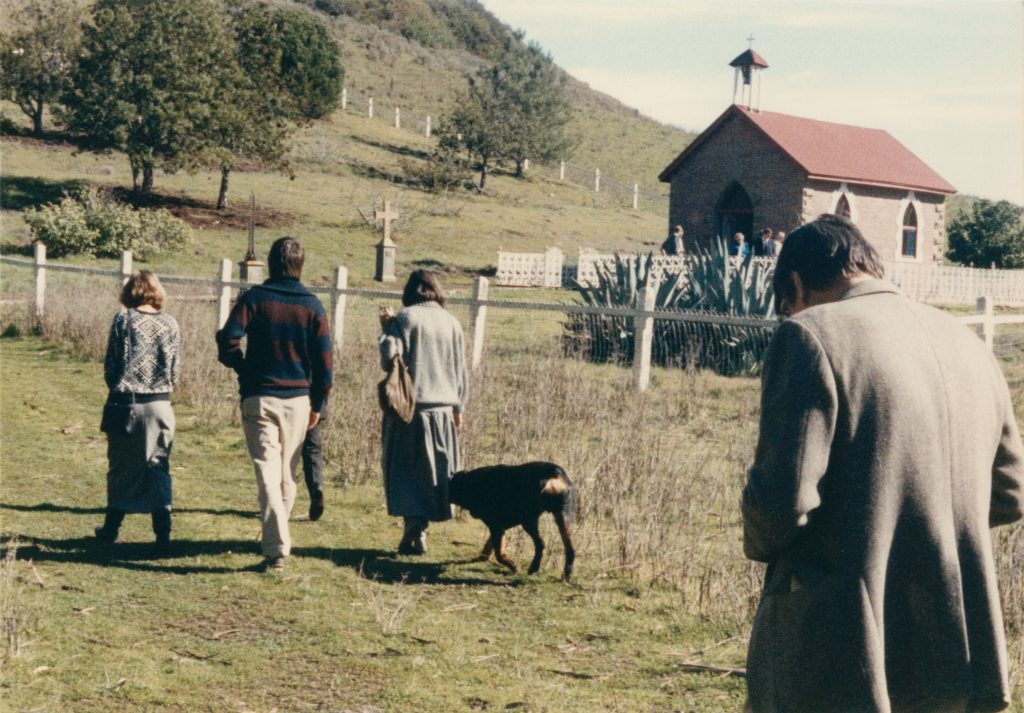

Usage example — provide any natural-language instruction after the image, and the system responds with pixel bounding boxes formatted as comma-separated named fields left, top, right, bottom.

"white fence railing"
left=3, top=247, right=1021, bottom=391
left=493, top=246, right=1024, bottom=307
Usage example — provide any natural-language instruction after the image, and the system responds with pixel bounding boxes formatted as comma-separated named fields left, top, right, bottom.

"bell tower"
left=730, top=36, right=768, bottom=111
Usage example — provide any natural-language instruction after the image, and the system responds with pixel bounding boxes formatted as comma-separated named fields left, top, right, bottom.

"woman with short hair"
left=379, top=270, right=469, bottom=555
left=95, top=270, right=180, bottom=555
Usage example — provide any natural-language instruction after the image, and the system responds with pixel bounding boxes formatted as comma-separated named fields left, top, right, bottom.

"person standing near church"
left=660, top=224, right=685, bottom=256
left=742, top=215, right=1023, bottom=712
left=216, top=237, right=333, bottom=572
left=728, top=231, right=750, bottom=258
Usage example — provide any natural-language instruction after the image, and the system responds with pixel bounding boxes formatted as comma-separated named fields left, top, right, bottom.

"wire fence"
left=5, top=250, right=1022, bottom=395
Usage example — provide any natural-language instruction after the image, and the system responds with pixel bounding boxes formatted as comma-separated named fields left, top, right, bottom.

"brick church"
left=659, top=48, right=956, bottom=263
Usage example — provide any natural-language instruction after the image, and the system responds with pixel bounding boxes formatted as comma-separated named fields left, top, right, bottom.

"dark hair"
left=267, top=237, right=304, bottom=280
left=401, top=269, right=446, bottom=307
left=120, top=270, right=166, bottom=310
left=761, top=228, right=773, bottom=238
left=773, top=214, right=885, bottom=313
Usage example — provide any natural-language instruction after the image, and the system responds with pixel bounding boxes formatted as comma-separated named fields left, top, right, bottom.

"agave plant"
left=564, top=238, right=777, bottom=374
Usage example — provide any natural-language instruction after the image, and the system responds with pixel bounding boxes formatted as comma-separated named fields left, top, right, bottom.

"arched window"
left=835, top=194, right=851, bottom=219
left=901, top=204, right=918, bottom=258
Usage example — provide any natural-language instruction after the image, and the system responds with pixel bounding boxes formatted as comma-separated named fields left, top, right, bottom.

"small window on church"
left=901, top=204, right=918, bottom=258
left=835, top=194, right=851, bottom=219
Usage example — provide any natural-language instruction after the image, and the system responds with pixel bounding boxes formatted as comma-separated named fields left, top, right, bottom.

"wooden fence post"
left=331, top=265, right=348, bottom=352
left=594, top=168, right=601, bottom=193
left=120, top=250, right=133, bottom=285
left=394, top=106, right=400, bottom=129
left=632, top=285, right=657, bottom=391
left=217, top=258, right=232, bottom=328
left=469, top=275, right=489, bottom=370
left=341, top=87, right=347, bottom=110
left=33, top=242, right=46, bottom=322
left=976, top=295, right=994, bottom=350
left=632, top=183, right=639, bottom=210
left=425, top=115, right=431, bottom=138
left=559, top=160, right=565, bottom=181
left=368, top=97, right=374, bottom=118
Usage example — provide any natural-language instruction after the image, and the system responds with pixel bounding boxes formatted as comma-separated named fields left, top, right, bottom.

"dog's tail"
left=540, top=466, right=577, bottom=524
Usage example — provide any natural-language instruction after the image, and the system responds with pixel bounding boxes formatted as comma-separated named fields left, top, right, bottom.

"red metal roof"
left=729, top=49, right=769, bottom=68
left=659, top=105, right=956, bottom=195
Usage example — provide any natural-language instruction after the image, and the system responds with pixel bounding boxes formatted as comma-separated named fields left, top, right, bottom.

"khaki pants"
left=242, top=395, right=311, bottom=558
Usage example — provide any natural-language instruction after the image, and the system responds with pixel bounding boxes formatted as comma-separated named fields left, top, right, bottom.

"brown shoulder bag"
left=378, top=354, right=416, bottom=423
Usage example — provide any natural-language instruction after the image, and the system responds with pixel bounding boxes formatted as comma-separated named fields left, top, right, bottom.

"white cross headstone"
left=374, top=200, right=400, bottom=282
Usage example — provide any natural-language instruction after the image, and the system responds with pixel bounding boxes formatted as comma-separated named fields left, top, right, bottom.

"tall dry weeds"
left=3, top=276, right=1023, bottom=693
left=0, top=540, right=31, bottom=662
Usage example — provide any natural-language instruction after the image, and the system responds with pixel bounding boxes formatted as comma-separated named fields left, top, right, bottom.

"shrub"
left=22, top=189, right=190, bottom=258
left=564, top=239, right=777, bottom=375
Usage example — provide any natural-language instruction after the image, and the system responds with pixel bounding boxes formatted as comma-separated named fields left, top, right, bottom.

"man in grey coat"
left=742, top=215, right=1023, bottom=712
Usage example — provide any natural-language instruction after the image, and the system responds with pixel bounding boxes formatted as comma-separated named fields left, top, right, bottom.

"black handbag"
left=100, top=402, right=136, bottom=435
left=378, top=354, right=416, bottom=424
left=100, top=311, right=137, bottom=435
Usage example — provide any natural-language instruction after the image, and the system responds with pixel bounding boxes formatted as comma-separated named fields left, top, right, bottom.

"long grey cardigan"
left=742, top=280, right=1024, bottom=713
left=379, top=302, right=469, bottom=520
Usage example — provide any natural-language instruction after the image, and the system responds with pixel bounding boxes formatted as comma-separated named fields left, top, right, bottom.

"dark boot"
left=151, top=509, right=171, bottom=557
left=94, top=509, right=125, bottom=543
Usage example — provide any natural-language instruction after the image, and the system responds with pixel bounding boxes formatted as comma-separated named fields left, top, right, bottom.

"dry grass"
left=3, top=270, right=1023, bottom=702
left=0, top=539, right=32, bottom=662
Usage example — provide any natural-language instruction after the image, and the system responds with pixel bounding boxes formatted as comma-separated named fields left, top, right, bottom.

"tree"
left=441, top=38, right=574, bottom=189
left=0, top=0, right=82, bottom=136
left=210, top=2, right=343, bottom=209
left=946, top=199, right=1024, bottom=269
left=499, top=42, right=575, bottom=177
left=60, top=0, right=240, bottom=194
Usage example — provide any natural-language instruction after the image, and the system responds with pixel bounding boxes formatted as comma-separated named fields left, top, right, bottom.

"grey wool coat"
left=742, top=280, right=1024, bottom=713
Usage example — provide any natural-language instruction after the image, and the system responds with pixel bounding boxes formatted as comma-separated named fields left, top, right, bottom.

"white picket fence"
left=2, top=246, right=1021, bottom=391
left=494, top=246, right=1024, bottom=307
left=886, top=262, right=1024, bottom=306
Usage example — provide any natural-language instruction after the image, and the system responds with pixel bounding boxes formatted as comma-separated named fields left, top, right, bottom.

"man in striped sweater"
left=216, top=237, right=333, bottom=572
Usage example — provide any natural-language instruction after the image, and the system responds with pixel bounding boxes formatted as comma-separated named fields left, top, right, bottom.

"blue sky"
left=481, top=0, right=1024, bottom=203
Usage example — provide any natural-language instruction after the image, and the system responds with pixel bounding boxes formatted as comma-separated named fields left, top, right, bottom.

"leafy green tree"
left=442, top=39, right=573, bottom=189
left=0, top=0, right=82, bottom=136
left=60, top=0, right=240, bottom=194
left=234, top=3, right=342, bottom=121
left=946, top=199, right=1024, bottom=269
left=500, top=42, right=574, bottom=177
left=212, top=1, right=343, bottom=209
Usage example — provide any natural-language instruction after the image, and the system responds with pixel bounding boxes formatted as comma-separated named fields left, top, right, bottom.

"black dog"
left=449, top=462, right=577, bottom=582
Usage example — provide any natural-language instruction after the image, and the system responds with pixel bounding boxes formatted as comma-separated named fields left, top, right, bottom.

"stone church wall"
left=802, top=180, right=946, bottom=263
left=667, top=113, right=804, bottom=249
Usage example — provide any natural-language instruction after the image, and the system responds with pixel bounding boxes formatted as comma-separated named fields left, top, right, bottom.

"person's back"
left=742, top=215, right=1023, bottom=713
left=780, top=286, right=1017, bottom=708
left=389, top=302, right=467, bottom=408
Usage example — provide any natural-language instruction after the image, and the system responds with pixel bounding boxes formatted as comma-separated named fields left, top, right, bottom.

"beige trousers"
left=242, top=395, right=311, bottom=558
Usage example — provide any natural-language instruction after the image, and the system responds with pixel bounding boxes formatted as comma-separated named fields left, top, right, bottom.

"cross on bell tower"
left=729, top=40, right=769, bottom=111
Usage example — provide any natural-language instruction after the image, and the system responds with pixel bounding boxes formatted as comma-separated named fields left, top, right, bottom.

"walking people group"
left=93, top=218, right=1024, bottom=711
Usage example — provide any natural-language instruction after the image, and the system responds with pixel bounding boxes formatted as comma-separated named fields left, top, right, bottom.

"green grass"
left=0, top=336, right=749, bottom=712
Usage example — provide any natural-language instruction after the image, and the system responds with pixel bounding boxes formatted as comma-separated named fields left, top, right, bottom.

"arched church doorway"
left=715, top=182, right=753, bottom=242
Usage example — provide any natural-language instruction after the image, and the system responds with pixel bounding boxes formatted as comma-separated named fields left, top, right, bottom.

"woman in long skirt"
left=94, top=271, right=180, bottom=556
left=379, top=270, right=468, bottom=554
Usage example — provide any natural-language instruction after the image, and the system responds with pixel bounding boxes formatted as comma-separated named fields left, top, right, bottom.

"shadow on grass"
left=0, top=176, right=86, bottom=212
left=349, top=135, right=431, bottom=162
left=2, top=534, right=259, bottom=575
left=295, top=545, right=520, bottom=587
left=1, top=532, right=518, bottom=584
left=0, top=502, right=256, bottom=519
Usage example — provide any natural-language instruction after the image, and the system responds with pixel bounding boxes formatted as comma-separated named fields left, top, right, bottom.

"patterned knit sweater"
left=216, top=278, right=333, bottom=412
left=104, top=310, right=181, bottom=394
